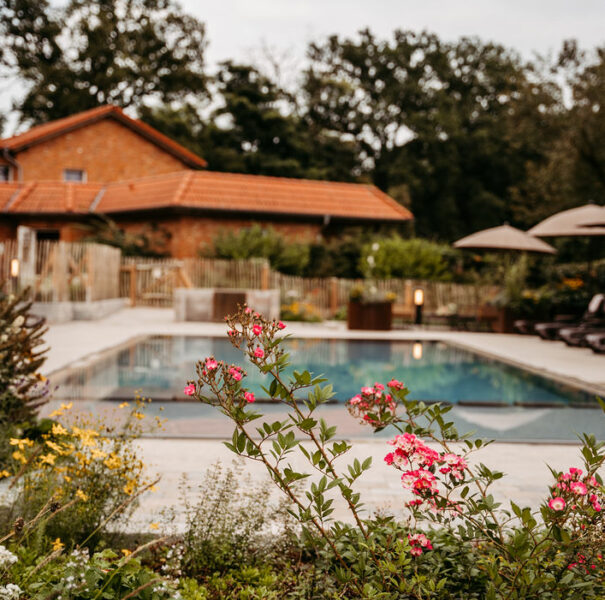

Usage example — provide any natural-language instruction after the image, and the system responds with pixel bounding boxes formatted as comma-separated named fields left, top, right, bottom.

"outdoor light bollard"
left=10, top=258, right=19, bottom=294
left=414, top=287, right=424, bottom=325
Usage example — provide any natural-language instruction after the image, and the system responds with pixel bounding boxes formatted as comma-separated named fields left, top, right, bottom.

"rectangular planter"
left=347, top=301, right=392, bottom=331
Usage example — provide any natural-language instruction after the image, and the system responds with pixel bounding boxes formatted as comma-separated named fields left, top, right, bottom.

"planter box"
left=477, top=305, right=515, bottom=333
left=347, top=301, right=392, bottom=331
left=175, top=288, right=280, bottom=322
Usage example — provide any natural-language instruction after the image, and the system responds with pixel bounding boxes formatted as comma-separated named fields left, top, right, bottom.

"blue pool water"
left=48, top=336, right=604, bottom=442
left=53, top=335, right=596, bottom=406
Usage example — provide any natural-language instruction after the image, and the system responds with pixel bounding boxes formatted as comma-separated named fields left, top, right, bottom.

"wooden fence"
left=0, top=239, right=121, bottom=302
left=120, top=256, right=498, bottom=318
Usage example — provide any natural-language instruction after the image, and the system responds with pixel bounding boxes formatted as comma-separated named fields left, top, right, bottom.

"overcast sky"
left=2, top=0, right=605, bottom=133
left=191, top=0, right=605, bottom=65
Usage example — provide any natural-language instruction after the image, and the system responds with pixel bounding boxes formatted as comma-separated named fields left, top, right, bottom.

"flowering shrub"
left=187, top=306, right=605, bottom=599
left=2, top=397, right=159, bottom=548
left=0, top=289, right=49, bottom=426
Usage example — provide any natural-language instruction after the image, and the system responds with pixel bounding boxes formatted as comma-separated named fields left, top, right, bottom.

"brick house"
left=0, top=105, right=412, bottom=256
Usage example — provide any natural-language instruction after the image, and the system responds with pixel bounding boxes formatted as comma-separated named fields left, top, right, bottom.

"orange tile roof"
left=2, top=182, right=103, bottom=213
left=0, top=105, right=207, bottom=168
left=1, top=170, right=413, bottom=222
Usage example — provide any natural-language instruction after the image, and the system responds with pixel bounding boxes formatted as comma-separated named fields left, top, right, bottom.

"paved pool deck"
left=41, top=308, right=605, bottom=525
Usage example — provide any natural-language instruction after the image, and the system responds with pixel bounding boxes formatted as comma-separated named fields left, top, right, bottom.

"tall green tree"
left=141, top=62, right=360, bottom=180
left=0, top=0, right=207, bottom=124
left=303, top=30, right=563, bottom=240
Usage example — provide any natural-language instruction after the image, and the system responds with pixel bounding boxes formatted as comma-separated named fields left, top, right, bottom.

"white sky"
left=2, top=0, right=604, bottom=134
left=192, top=0, right=605, bottom=64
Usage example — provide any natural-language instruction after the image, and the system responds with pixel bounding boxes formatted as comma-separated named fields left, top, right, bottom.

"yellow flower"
left=0, top=470, right=11, bottom=479
left=12, top=451, right=27, bottom=464
left=119, top=402, right=129, bottom=409
left=90, top=448, right=107, bottom=460
left=39, top=453, right=57, bottom=466
left=45, top=440, right=65, bottom=454
left=75, top=489, right=88, bottom=501
left=121, top=549, right=132, bottom=556
left=149, top=523, right=159, bottom=530
left=104, top=455, right=122, bottom=470
left=51, top=423, right=68, bottom=436
left=123, top=478, right=140, bottom=496
left=132, top=412, right=145, bottom=420
left=52, top=538, right=64, bottom=552
left=9, top=438, right=34, bottom=451
left=61, top=402, right=73, bottom=411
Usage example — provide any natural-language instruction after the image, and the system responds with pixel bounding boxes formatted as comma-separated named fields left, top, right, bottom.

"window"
left=63, top=169, right=86, bottom=182
left=0, top=166, right=10, bottom=182
left=35, top=230, right=60, bottom=242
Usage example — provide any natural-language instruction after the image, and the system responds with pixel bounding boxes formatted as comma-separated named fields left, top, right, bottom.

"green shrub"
left=177, top=461, right=296, bottom=577
left=3, top=399, right=157, bottom=550
left=187, top=307, right=605, bottom=599
left=209, top=224, right=310, bottom=276
left=360, top=237, right=457, bottom=280
left=0, top=288, right=48, bottom=427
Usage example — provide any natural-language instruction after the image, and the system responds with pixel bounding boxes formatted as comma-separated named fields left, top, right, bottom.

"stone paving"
left=41, top=307, right=605, bottom=527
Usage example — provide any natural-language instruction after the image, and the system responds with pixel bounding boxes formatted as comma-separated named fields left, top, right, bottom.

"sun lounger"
left=585, top=332, right=605, bottom=353
left=534, top=294, right=605, bottom=341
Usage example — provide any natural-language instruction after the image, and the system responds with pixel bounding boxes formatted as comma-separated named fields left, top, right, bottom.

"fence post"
left=261, top=261, right=270, bottom=290
left=329, top=277, right=338, bottom=315
left=129, top=263, right=137, bottom=307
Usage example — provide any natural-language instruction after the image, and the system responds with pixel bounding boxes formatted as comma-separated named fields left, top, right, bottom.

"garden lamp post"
left=10, top=258, right=19, bottom=294
left=414, top=288, right=424, bottom=325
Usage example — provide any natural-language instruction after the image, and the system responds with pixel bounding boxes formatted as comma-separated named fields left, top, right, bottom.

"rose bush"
left=187, top=306, right=605, bottom=599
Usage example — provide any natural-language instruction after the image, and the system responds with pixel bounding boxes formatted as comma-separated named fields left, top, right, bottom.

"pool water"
left=53, top=336, right=595, bottom=407
left=48, top=336, right=603, bottom=442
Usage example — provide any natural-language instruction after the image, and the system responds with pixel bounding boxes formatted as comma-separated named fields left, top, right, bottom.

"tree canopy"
left=1, top=0, right=604, bottom=241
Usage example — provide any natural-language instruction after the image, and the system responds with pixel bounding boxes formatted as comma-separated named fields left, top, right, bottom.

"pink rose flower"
left=388, top=379, right=404, bottom=389
left=244, top=391, right=255, bottom=403
left=229, top=367, right=243, bottom=382
left=253, top=347, right=264, bottom=358
left=548, top=497, right=566, bottom=511
left=252, top=324, right=263, bottom=336
left=245, top=307, right=252, bottom=314
left=384, top=452, right=394, bottom=465
left=205, top=358, right=218, bottom=371
left=409, top=546, right=423, bottom=556
left=374, top=382, right=385, bottom=391
left=570, top=481, right=588, bottom=496
left=361, top=386, right=374, bottom=395
left=183, top=384, right=195, bottom=396
left=277, top=321, right=286, bottom=329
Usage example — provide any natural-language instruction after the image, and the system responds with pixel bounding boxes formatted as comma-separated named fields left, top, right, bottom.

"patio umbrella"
left=453, top=224, right=556, bottom=254
left=528, top=204, right=605, bottom=237
left=580, top=205, right=605, bottom=228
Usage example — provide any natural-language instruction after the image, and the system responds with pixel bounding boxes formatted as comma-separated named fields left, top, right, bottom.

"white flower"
left=0, top=546, right=18, bottom=567
left=0, top=584, right=22, bottom=600
left=11, top=316, right=24, bottom=328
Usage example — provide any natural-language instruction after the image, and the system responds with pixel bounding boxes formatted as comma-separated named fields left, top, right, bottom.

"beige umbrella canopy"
left=528, top=204, right=605, bottom=237
left=580, top=205, right=605, bottom=228
left=453, top=224, right=556, bottom=254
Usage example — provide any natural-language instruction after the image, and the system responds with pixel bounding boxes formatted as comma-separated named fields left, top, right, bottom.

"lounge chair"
left=513, top=314, right=576, bottom=335
left=586, top=332, right=605, bottom=353
left=558, top=325, right=605, bottom=347
left=534, top=294, right=605, bottom=341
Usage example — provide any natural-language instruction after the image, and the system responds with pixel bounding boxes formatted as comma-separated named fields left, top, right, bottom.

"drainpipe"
left=2, top=148, right=22, bottom=182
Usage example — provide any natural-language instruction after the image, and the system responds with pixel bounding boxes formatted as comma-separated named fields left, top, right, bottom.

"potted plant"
left=347, top=284, right=395, bottom=330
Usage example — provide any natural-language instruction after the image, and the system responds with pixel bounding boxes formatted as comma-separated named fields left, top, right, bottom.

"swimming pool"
left=47, top=336, right=603, bottom=442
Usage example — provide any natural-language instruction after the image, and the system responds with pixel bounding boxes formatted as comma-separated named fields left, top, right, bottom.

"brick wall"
left=118, top=215, right=322, bottom=257
left=15, top=119, right=189, bottom=182
left=0, top=214, right=322, bottom=258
